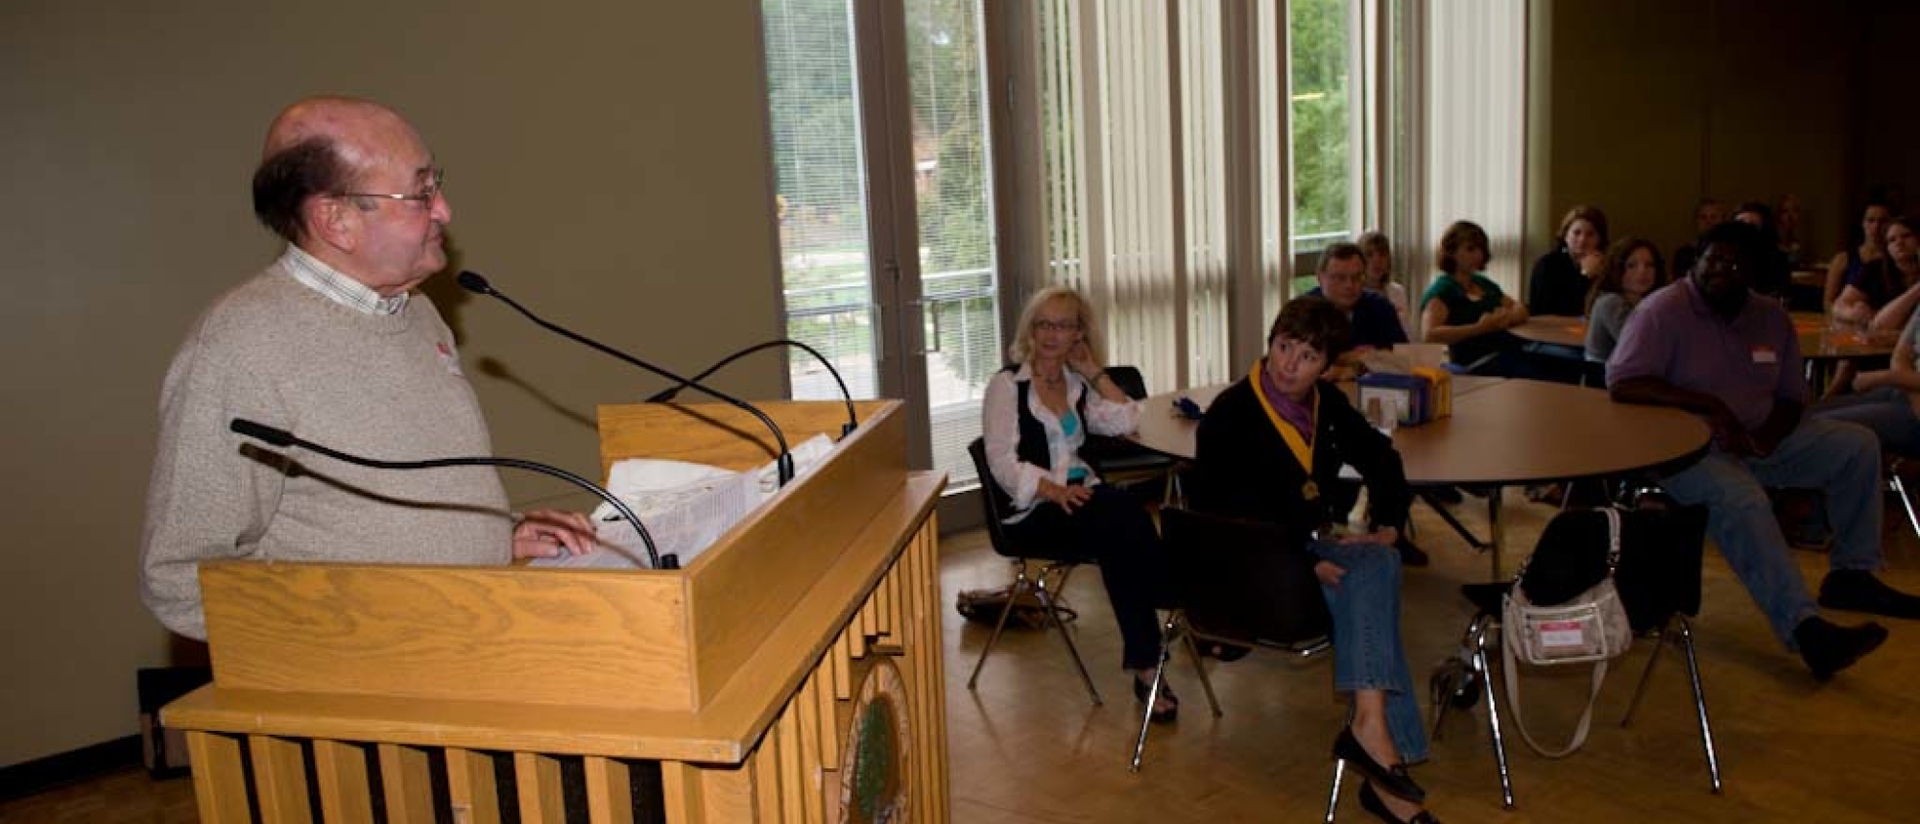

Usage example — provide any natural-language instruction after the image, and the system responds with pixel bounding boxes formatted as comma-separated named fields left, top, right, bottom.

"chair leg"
left=1034, top=566, right=1102, bottom=705
left=1890, top=465, right=1920, bottom=541
left=966, top=561, right=1030, bottom=691
left=1323, top=758, right=1346, bottom=823
left=1476, top=630, right=1516, bottom=810
left=1622, top=616, right=1672, bottom=728
left=1677, top=617, right=1724, bottom=794
left=1178, top=625, right=1224, bottom=718
left=1129, top=613, right=1181, bottom=772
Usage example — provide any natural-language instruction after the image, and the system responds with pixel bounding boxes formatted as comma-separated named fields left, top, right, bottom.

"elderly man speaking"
left=141, top=97, right=594, bottom=640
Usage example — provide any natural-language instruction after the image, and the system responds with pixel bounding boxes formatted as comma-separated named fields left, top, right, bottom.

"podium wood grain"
left=165, top=400, right=950, bottom=823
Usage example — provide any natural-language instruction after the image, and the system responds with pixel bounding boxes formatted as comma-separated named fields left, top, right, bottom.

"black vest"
left=1009, top=366, right=1089, bottom=473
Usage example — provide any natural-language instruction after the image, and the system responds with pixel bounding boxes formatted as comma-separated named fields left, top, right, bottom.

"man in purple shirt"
left=1609, top=220, right=1920, bottom=679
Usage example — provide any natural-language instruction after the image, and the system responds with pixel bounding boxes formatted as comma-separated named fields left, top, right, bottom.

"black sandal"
left=1333, top=727, right=1425, bottom=802
left=1359, top=782, right=1440, bottom=824
left=1133, top=676, right=1179, bottom=724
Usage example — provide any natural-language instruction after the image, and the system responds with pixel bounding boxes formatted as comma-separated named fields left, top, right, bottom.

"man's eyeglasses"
left=1034, top=319, right=1082, bottom=333
left=335, top=168, right=445, bottom=207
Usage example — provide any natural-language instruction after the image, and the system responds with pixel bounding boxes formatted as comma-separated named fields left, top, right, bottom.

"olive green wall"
left=1527, top=0, right=1918, bottom=274
left=0, top=1, right=784, bottom=767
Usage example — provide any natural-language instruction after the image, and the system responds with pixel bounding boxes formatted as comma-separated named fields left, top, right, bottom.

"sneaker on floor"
left=1818, top=570, right=1920, bottom=619
left=1794, top=615, right=1888, bottom=681
left=1395, top=535, right=1431, bottom=567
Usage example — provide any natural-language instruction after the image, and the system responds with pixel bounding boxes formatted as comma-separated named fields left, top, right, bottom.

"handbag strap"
left=1498, top=506, right=1624, bottom=759
left=1502, top=624, right=1608, bottom=758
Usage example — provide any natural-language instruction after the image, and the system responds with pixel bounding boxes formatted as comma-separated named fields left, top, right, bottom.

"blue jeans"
left=1657, top=417, right=1884, bottom=649
left=1813, top=386, right=1920, bottom=455
left=1312, top=539, right=1428, bottom=763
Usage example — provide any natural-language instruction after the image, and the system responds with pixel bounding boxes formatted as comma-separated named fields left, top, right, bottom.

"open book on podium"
left=162, top=399, right=951, bottom=824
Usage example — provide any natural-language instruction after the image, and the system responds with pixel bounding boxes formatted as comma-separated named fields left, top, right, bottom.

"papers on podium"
left=532, top=434, right=836, bottom=570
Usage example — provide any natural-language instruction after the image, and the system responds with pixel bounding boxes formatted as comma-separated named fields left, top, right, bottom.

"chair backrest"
left=1160, top=506, right=1332, bottom=645
left=1103, top=365, right=1150, bottom=401
left=1517, top=505, right=1708, bottom=632
left=967, top=437, right=1023, bottom=559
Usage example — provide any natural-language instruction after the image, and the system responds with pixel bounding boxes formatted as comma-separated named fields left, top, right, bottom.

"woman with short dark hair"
left=1196, top=296, right=1442, bottom=824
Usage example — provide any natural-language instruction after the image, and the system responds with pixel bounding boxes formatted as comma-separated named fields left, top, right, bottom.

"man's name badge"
left=1751, top=345, right=1778, bottom=364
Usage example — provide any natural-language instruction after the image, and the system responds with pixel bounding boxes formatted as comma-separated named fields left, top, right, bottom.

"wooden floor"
left=7, top=489, right=1920, bottom=823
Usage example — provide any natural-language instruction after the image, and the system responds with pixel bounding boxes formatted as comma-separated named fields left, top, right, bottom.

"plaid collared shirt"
left=280, top=245, right=410, bottom=316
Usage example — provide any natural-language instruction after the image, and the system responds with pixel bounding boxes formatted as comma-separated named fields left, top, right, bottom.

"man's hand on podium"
left=512, top=509, right=599, bottom=559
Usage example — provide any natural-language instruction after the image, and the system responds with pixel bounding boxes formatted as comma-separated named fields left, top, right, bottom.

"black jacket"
left=1192, top=375, right=1412, bottom=549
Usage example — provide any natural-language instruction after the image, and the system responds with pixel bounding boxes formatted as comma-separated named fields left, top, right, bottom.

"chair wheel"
left=1451, top=669, right=1483, bottom=709
left=1429, top=659, right=1465, bottom=708
left=1430, top=658, right=1482, bottom=710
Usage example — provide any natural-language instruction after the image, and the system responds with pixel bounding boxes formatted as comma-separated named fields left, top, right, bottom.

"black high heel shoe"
left=1333, top=727, right=1425, bottom=802
left=1133, top=676, right=1179, bottom=724
left=1359, top=782, right=1441, bottom=824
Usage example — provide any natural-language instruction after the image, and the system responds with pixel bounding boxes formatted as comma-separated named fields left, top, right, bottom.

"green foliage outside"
left=1291, top=0, right=1352, bottom=251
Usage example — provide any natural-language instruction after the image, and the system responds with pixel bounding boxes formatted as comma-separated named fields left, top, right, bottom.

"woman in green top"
left=1419, top=220, right=1528, bottom=373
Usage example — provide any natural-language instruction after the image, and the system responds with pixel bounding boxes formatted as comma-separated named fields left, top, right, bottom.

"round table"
left=1511, top=315, right=1587, bottom=350
left=1133, top=377, right=1710, bottom=575
left=1791, top=311, right=1899, bottom=389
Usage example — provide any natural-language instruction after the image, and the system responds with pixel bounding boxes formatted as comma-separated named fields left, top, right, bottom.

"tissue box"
left=1358, top=369, right=1452, bottom=426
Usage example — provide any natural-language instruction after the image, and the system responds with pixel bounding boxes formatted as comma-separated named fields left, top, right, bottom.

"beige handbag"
left=1501, top=506, right=1632, bottom=758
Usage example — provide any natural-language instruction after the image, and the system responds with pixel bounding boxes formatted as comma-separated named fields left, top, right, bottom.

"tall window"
left=763, top=0, right=878, bottom=400
left=1012, top=0, right=1373, bottom=386
left=763, top=0, right=1001, bottom=488
left=911, top=0, right=1002, bottom=486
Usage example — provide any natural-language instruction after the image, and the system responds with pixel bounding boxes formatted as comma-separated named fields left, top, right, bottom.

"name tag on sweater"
left=436, top=341, right=465, bottom=377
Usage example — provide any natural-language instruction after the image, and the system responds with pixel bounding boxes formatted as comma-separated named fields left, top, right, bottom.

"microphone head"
left=230, top=418, right=296, bottom=447
left=456, top=270, right=494, bottom=295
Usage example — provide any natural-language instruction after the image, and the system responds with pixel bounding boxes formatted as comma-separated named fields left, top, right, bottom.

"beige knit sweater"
left=141, top=263, right=512, bottom=639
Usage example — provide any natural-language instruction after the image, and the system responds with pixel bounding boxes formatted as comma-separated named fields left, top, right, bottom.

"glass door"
left=762, top=0, right=1001, bottom=486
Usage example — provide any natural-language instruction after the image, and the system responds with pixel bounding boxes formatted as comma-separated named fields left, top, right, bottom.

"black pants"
left=1005, top=484, right=1167, bottom=670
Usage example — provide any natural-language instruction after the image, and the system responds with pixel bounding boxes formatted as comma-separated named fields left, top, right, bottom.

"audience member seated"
left=979, top=286, right=1178, bottom=722
left=1609, top=220, right=1920, bottom=680
left=1671, top=197, right=1725, bottom=278
left=1358, top=230, right=1412, bottom=335
left=1194, top=297, right=1441, bottom=824
left=1304, top=242, right=1427, bottom=566
left=1305, top=241, right=1408, bottom=376
left=1585, top=237, right=1669, bottom=365
left=1420, top=220, right=1528, bottom=375
left=1815, top=218, right=1920, bottom=454
left=1823, top=199, right=1892, bottom=311
left=1528, top=204, right=1608, bottom=317
left=1776, top=193, right=1806, bottom=266
left=1731, top=201, right=1792, bottom=299
left=1831, top=215, right=1920, bottom=334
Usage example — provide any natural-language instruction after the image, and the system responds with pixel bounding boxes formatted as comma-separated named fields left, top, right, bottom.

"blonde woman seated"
left=980, top=286, right=1177, bottom=722
left=1194, top=297, right=1440, bottom=824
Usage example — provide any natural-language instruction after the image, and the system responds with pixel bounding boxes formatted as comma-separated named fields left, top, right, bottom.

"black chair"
left=964, top=437, right=1103, bottom=704
left=1130, top=506, right=1333, bottom=771
left=1078, top=365, right=1183, bottom=504
left=1424, top=504, right=1721, bottom=810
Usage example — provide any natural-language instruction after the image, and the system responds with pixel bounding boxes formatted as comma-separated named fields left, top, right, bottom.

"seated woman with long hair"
left=979, top=286, right=1177, bottom=722
left=1421, top=219, right=1527, bottom=375
left=1528, top=204, right=1609, bottom=317
left=1194, top=297, right=1441, bottom=824
left=1585, top=237, right=1670, bottom=365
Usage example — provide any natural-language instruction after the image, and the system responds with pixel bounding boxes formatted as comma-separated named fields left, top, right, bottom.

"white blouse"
left=980, top=363, right=1141, bottom=520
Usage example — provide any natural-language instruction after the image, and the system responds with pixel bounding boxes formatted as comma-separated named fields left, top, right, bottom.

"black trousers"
left=1004, top=485, right=1167, bottom=670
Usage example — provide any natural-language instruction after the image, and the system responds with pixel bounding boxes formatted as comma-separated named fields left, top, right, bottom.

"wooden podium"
left=162, top=400, right=950, bottom=823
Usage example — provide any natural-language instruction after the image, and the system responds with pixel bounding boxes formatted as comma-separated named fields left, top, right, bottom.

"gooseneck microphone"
left=229, top=418, right=671, bottom=569
left=645, top=339, right=858, bottom=437
left=457, top=271, right=795, bottom=485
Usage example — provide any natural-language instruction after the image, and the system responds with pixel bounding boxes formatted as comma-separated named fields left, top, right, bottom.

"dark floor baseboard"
left=0, top=736, right=143, bottom=803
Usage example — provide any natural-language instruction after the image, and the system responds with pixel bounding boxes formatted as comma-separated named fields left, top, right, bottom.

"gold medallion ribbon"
left=1249, top=360, right=1319, bottom=500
